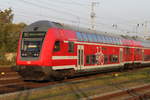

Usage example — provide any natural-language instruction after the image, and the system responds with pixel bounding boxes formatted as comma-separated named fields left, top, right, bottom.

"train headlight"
left=21, top=53, right=24, bottom=56
left=33, top=53, right=39, bottom=57
left=33, top=53, right=37, bottom=56
left=21, top=53, right=27, bottom=57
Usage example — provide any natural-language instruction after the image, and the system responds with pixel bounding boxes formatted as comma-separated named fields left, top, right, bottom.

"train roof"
left=23, top=20, right=121, bottom=38
left=23, top=20, right=150, bottom=48
left=23, top=20, right=63, bottom=32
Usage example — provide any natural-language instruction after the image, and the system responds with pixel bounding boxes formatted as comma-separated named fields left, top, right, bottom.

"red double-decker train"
left=16, top=20, right=150, bottom=81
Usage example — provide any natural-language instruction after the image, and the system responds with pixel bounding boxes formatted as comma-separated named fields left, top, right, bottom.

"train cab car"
left=16, top=21, right=78, bottom=80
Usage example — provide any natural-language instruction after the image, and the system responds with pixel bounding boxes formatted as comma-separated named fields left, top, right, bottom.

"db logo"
left=27, top=61, right=31, bottom=64
left=96, top=51, right=104, bottom=65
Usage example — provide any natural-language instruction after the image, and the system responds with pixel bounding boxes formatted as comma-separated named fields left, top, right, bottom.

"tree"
left=0, top=8, right=13, bottom=24
left=0, top=8, right=26, bottom=52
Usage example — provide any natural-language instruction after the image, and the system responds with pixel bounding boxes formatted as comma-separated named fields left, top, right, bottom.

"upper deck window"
left=87, top=33, right=93, bottom=42
left=82, top=33, right=88, bottom=41
left=98, top=34, right=103, bottom=43
left=92, top=34, right=98, bottom=42
left=76, top=32, right=83, bottom=41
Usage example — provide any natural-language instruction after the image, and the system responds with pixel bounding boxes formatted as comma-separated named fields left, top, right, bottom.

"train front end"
left=16, top=21, right=57, bottom=81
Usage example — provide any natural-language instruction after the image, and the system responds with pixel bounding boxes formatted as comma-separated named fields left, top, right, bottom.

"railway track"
left=0, top=66, right=150, bottom=97
left=0, top=66, right=104, bottom=94
left=0, top=67, right=51, bottom=94
left=92, top=84, right=150, bottom=100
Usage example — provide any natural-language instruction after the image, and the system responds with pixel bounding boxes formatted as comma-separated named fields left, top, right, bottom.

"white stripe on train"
left=52, top=61, right=150, bottom=70
left=52, top=56, right=77, bottom=60
left=64, top=41, right=150, bottom=49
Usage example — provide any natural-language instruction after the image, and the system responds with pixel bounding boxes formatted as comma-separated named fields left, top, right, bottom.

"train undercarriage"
left=14, top=66, right=76, bottom=81
left=13, top=62, right=150, bottom=81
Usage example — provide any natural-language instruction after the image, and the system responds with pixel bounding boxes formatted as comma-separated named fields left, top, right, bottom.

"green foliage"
left=0, top=8, right=26, bottom=65
left=0, top=8, right=26, bottom=53
left=0, top=52, right=15, bottom=65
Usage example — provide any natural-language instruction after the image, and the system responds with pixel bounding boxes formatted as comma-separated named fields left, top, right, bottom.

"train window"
left=96, top=34, right=98, bottom=42
left=114, top=38, right=117, bottom=44
left=112, top=37, right=116, bottom=44
left=102, top=35, right=105, bottom=43
left=125, top=48, right=130, bottom=55
left=110, top=55, right=118, bottom=63
left=104, top=36, right=108, bottom=43
left=119, top=39, right=122, bottom=45
left=97, top=35, right=101, bottom=42
left=91, top=55, right=96, bottom=64
left=88, top=34, right=92, bottom=41
left=100, top=35, right=105, bottom=43
left=108, top=37, right=111, bottom=44
left=100, top=35, right=104, bottom=43
left=76, top=32, right=83, bottom=41
left=117, top=38, right=121, bottom=44
left=144, top=55, right=150, bottom=61
left=115, top=38, right=119, bottom=45
left=90, top=34, right=94, bottom=42
left=93, top=34, right=98, bottom=42
left=114, top=38, right=118, bottom=44
left=54, top=41, right=60, bottom=52
left=135, top=49, right=141, bottom=55
left=95, top=34, right=100, bottom=42
left=82, top=33, right=88, bottom=41
left=68, top=42, right=74, bottom=53
left=86, top=55, right=96, bottom=64
left=105, top=36, right=109, bottom=43
left=102, top=47, right=107, bottom=51
left=107, top=37, right=111, bottom=44
left=86, top=55, right=91, bottom=64
left=108, top=37, right=112, bottom=44
left=117, top=38, right=120, bottom=44
left=104, top=55, right=108, bottom=64
left=112, top=37, right=115, bottom=44
left=87, top=33, right=93, bottom=42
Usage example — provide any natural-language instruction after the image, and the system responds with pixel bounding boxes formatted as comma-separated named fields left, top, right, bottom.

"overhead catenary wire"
left=0, top=0, right=142, bottom=34
left=18, top=0, right=86, bottom=20
left=33, top=0, right=89, bottom=15
left=50, top=0, right=90, bottom=6
left=13, top=1, right=116, bottom=27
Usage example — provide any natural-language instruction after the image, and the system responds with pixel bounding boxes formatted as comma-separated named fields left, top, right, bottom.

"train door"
left=120, top=48, right=123, bottom=63
left=77, top=45, right=84, bottom=70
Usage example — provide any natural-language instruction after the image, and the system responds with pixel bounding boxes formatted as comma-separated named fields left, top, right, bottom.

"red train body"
left=16, top=20, right=150, bottom=80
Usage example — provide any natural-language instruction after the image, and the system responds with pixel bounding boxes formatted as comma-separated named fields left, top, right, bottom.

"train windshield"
left=21, top=32, right=46, bottom=57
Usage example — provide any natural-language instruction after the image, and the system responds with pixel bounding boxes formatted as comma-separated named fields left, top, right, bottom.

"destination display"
left=23, top=32, right=45, bottom=38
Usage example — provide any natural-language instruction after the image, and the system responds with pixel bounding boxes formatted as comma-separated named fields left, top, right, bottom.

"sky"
left=0, top=0, right=150, bottom=36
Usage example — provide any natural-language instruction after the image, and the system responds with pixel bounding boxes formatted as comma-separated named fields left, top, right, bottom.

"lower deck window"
left=86, top=55, right=96, bottom=64
left=110, top=55, right=118, bottom=63
left=86, top=55, right=91, bottom=64
left=91, top=55, right=96, bottom=64
left=144, top=55, right=150, bottom=61
left=104, top=55, right=108, bottom=64
left=68, top=42, right=74, bottom=53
